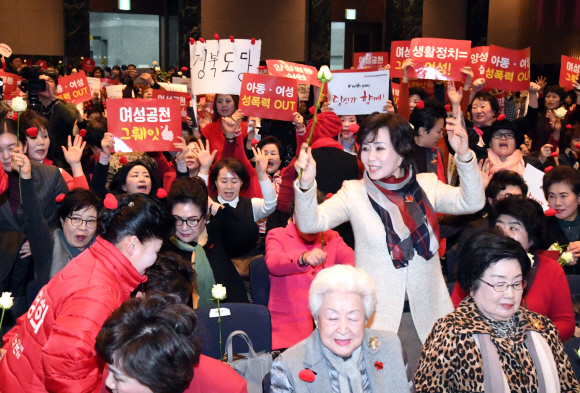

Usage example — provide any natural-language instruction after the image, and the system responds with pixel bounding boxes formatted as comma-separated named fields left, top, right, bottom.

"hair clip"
left=348, top=124, right=359, bottom=134
left=189, top=38, right=195, bottom=45
left=79, top=129, right=86, bottom=137
left=408, top=123, right=414, bottom=129
left=27, top=127, right=38, bottom=138
left=128, top=201, right=135, bottom=207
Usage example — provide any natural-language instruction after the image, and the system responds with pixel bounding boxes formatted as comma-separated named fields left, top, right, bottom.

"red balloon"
left=544, top=208, right=557, bottom=216
left=298, top=369, right=315, bottom=383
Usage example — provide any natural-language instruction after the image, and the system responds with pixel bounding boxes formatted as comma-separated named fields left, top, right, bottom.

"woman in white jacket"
left=294, top=112, right=485, bottom=366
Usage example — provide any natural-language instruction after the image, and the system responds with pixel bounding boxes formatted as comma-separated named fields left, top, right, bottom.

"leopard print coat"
left=414, top=296, right=579, bottom=392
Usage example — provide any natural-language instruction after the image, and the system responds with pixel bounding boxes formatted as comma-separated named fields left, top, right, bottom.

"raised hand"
left=446, top=113, right=469, bottom=159
left=401, top=59, right=414, bottom=83
left=478, top=158, right=492, bottom=189
left=293, top=112, right=305, bottom=130
left=173, top=136, right=188, bottom=163
left=252, top=146, right=269, bottom=181
left=62, top=134, right=87, bottom=166
left=192, top=139, right=217, bottom=174
left=231, top=109, right=244, bottom=126
left=295, top=142, right=317, bottom=189
left=383, top=100, right=395, bottom=113
left=101, top=132, right=115, bottom=160
left=221, top=116, right=238, bottom=139
left=460, top=66, right=474, bottom=90
left=447, top=81, right=463, bottom=106
left=471, top=78, right=486, bottom=93
left=535, top=76, right=547, bottom=91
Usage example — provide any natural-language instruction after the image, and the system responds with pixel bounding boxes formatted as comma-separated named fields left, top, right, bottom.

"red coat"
left=451, top=254, right=575, bottom=341
left=99, top=355, right=248, bottom=393
left=265, top=222, right=355, bottom=349
left=0, top=236, right=146, bottom=393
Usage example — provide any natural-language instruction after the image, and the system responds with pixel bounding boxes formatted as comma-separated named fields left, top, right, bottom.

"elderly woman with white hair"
left=270, top=265, right=414, bottom=393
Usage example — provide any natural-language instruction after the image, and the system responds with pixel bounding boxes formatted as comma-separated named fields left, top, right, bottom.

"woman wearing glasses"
left=482, top=117, right=544, bottom=176
left=415, top=229, right=579, bottom=392
left=164, top=177, right=248, bottom=306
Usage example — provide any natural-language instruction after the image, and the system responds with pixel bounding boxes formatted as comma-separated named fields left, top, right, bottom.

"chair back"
left=196, top=303, right=272, bottom=359
left=250, top=256, right=270, bottom=307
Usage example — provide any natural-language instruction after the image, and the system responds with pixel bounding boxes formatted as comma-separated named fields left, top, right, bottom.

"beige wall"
left=422, top=0, right=467, bottom=40
left=201, top=0, right=307, bottom=62
left=0, top=0, right=64, bottom=55
left=488, top=0, right=522, bottom=50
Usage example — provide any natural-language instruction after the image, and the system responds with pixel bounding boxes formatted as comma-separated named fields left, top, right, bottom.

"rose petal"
left=156, top=189, right=168, bottom=199
left=544, top=208, right=557, bottom=216
left=251, top=38, right=256, bottom=45
left=544, top=166, right=553, bottom=172
left=79, top=129, right=87, bottom=137
left=497, top=114, right=506, bottom=121
left=298, top=369, right=315, bottom=383
left=26, top=127, right=38, bottom=138
left=103, top=193, right=118, bottom=210
left=348, top=124, right=360, bottom=134
left=119, top=156, right=128, bottom=165
left=415, top=100, right=424, bottom=109
left=55, top=194, right=65, bottom=203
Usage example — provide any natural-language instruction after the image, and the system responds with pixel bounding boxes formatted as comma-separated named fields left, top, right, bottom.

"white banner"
left=327, top=70, right=390, bottom=115
left=523, top=163, right=548, bottom=211
left=189, top=39, right=261, bottom=95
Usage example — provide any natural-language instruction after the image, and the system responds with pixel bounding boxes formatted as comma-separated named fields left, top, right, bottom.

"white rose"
left=548, top=243, right=561, bottom=251
left=555, top=107, right=567, bottom=119
left=177, top=71, right=183, bottom=76
left=527, top=253, right=535, bottom=267
left=0, top=292, right=13, bottom=309
left=317, top=65, right=332, bottom=83
left=152, top=61, right=158, bottom=66
left=11, top=97, right=27, bottom=112
left=72, top=68, right=78, bottom=73
left=80, top=57, right=84, bottom=60
left=155, top=66, right=161, bottom=72
left=212, top=284, right=227, bottom=300
left=561, top=251, right=574, bottom=265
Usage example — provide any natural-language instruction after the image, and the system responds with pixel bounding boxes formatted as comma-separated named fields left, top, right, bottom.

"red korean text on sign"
left=239, top=73, right=298, bottom=121
left=409, top=38, right=471, bottom=81
left=559, top=55, right=580, bottom=90
left=266, top=60, right=321, bottom=88
left=107, top=99, right=181, bottom=152
left=389, top=41, right=414, bottom=78
left=470, top=46, right=490, bottom=78
left=151, top=90, right=192, bottom=121
left=484, top=45, right=530, bottom=92
left=353, top=52, right=389, bottom=70
left=56, top=71, right=92, bottom=104
left=0, top=70, right=21, bottom=101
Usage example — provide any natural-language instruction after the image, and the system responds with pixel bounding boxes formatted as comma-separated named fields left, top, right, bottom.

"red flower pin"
left=119, top=156, right=128, bottom=165
left=374, top=361, right=383, bottom=371
left=298, top=369, right=316, bottom=383
left=497, top=114, right=506, bottom=121
left=348, top=124, right=360, bottom=134
left=156, top=188, right=168, bottom=199
left=79, top=128, right=86, bottom=137
left=103, top=193, right=118, bottom=210
left=55, top=193, right=65, bottom=203
left=27, top=127, right=38, bottom=138
left=415, top=100, right=424, bottom=109
left=405, top=195, right=414, bottom=203
left=544, top=208, right=557, bottom=216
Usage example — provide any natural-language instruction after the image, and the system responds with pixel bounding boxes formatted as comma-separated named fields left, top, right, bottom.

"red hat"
left=305, top=111, right=343, bottom=141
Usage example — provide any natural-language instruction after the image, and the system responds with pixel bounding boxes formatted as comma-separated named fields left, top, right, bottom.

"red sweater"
left=451, top=254, right=575, bottom=341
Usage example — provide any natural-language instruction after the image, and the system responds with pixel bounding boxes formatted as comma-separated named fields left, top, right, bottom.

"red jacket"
left=266, top=222, right=355, bottom=349
left=0, top=236, right=146, bottom=393
left=99, top=355, right=248, bottom=393
left=451, top=253, right=575, bottom=341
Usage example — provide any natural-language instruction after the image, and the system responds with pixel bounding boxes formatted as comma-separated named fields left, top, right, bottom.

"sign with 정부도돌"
left=189, top=38, right=261, bottom=95
left=327, top=70, right=390, bottom=115
left=106, top=99, right=181, bottom=152
left=239, top=73, right=298, bottom=121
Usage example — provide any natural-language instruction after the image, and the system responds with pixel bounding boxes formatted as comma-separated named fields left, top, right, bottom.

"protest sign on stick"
left=107, top=99, right=181, bottom=152
left=189, top=38, right=261, bottom=95
left=390, top=41, right=413, bottom=78
left=239, top=73, right=298, bottom=121
left=559, top=55, right=580, bottom=90
left=484, top=45, right=531, bottom=91
left=409, top=38, right=470, bottom=81
left=353, top=52, right=389, bottom=70
left=0, top=70, right=21, bottom=101
left=327, top=70, right=390, bottom=115
left=56, top=71, right=92, bottom=104
left=266, top=60, right=320, bottom=87
left=469, top=46, right=490, bottom=78
left=151, top=90, right=192, bottom=121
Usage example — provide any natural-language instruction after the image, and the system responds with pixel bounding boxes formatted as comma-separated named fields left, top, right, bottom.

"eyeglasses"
left=479, top=279, right=527, bottom=292
left=68, top=216, right=97, bottom=229
left=174, top=215, right=202, bottom=228
left=492, top=132, right=515, bottom=140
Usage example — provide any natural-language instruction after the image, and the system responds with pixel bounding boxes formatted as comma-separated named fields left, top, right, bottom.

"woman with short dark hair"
left=0, top=193, right=173, bottom=392
left=109, top=159, right=161, bottom=197
left=415, top=229, right=579, bottom=392
left=294, top=111, right=485, bottom=367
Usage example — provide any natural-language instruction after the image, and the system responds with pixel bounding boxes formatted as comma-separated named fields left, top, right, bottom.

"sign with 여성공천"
left=107, top=99, right=181, bottom=152
left=189, top=38, right=261, bottom=95
left=327, top=70, right=390, bottom=115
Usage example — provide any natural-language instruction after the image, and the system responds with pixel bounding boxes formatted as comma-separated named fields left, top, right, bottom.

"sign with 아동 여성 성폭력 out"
left=189, top=38, right=261, bottom=95
left=56, top=71, right=92, bottom=104
left=327, top=69, right=390, bottom=115
left=409, top=38, right=471, bottom=81
left=483, top=45, right=531, bottom=92
left=106, top=99, right=182, bottom=152
left=469, top=46, right=490, bottom=78
left=238, top=73, right=298, bottom=121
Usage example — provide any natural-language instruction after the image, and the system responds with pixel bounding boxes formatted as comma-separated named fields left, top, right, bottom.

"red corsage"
left=26, top=127, right=38, bottom=138
left=156, top=188, right=167, bottom=199
left=544, top=208, right=557, bottom=216
left=103, top=193, right=118, bottom=210
left=298, top=369, right=316, bottom=383
left=55, top=194, right=65, bottom=203
left=374, top=361, right=383, bottom=371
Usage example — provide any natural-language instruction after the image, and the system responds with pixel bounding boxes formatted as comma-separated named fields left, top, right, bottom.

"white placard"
left=189, top=39, right=261, bottom=95
left=105, top=84, right=125, bottom=99
left=172, top=76, right=192, bottom=95
left=523, top=163, right=548, bottom=211
left=86, top=77, right=101, bottom=98
left=157, top=82, right=188, bottom=93
left=0, top=43, right=12, bottom=58
left=327, top=70, right=390, bottom=115
left=209, top=307, right=231, bottom=318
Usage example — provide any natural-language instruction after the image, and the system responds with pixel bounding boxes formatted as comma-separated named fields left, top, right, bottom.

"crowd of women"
left=0, top=50, right=580, bottom=392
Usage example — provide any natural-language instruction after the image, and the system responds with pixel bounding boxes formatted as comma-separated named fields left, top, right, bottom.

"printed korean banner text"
left=56, top=71, right=92, bottom=104
left=266, top=60, right=321, bottom=87
left=239, top=73, right=298, bottom=121
left=484, top=45, right=530, bottom=91
left=559, top=55, right=580, bottom=90
left=409, top=38, right=470, bottom=81
left=327, top=70, right=390, bottom=115
left=353, top=52, right=389, bottom=70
